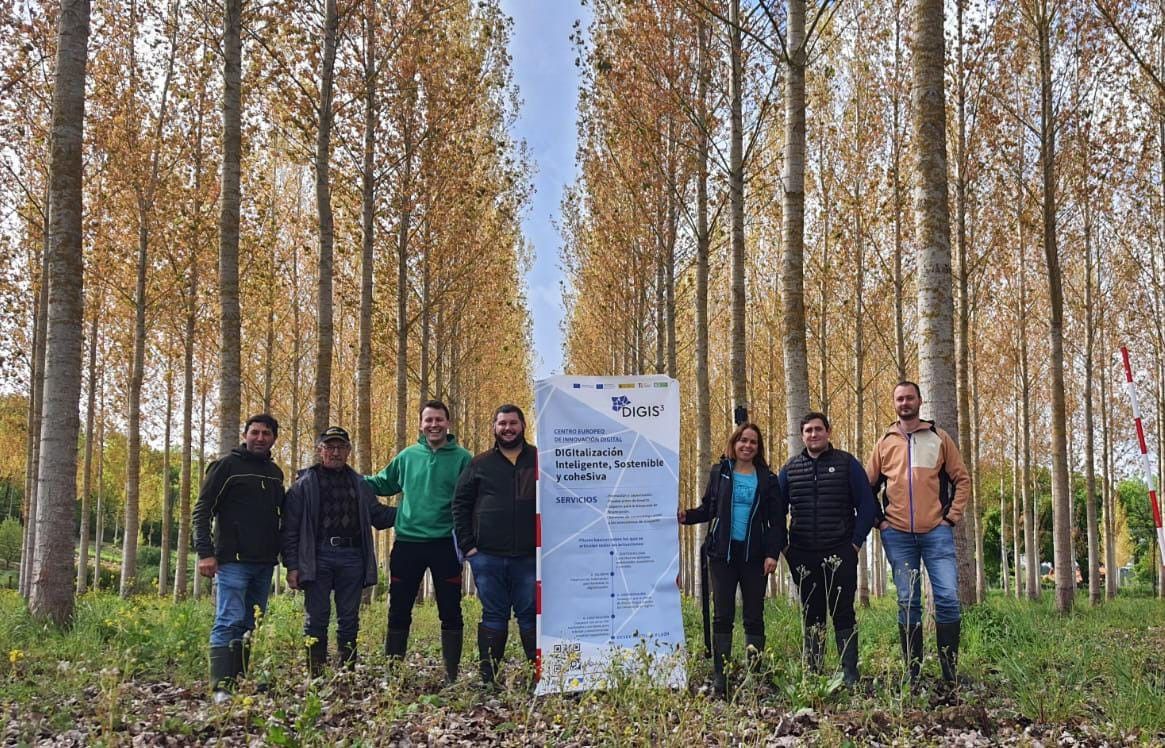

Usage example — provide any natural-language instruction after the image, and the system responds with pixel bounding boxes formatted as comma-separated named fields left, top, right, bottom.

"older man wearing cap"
left=282, top=426, right=396, bottom=674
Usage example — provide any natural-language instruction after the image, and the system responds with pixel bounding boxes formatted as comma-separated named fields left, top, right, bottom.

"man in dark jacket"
left=453, top=404, right=537, bottom=687
left=193, top=414, right=285, bottom=703
left=283, top=427, right=396, bottom=675
left=777, top=411, right=875, bottom=687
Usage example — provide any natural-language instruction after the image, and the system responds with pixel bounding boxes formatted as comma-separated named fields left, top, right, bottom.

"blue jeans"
left=303, top=546, right=365, bottom=645
left=881, top=524, right=961, bottom=625
left=468, top=551, right=535, bottom=632
left=210, top=562, right=274, bottom=646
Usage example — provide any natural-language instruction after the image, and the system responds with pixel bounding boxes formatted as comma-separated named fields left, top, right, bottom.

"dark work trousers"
left=708, top=541, right=767, bottom=637
left=784, top=542, right=858, bottom=632
left=303, top=546, right=365, bottom=645
left=388, top=537, right=464, bottom=630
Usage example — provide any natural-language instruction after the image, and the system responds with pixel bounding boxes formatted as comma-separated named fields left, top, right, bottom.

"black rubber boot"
left=898, top=623, right=923, bottom=685
left=711, top=632, right=733, bottom=696
left=519, top=628, right=539, bottom=691
left=835, top=627, right=859, bottom=687
left=743, top=634, right=765, bottom=673
left=228, top=639, right=246, bottom=683
left=477, top=624, right=508, bottom=687
left=209, top=646, right=235, bottom=704
left=441, top=628, right=463, bottom=684
left=519, top=628, right=537, bottom=662
left=338, top=640, right=357, bottom=670
left=803, top=627, right=825, bottom=674
left=935, top=621, right=960, bottom=685
left=385, top=628, right=408, bottom=659
left=307, top=639, right=328, bottom=677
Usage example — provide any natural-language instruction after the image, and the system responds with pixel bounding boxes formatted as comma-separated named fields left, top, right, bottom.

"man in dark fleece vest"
left=453, top=404, right=538, bottom=687
left=283, top=427, right=396, bottom=675
left=193, top=414, right=284, bottom=704
left=777, top=411, right=875, bottom=687
left=365, top=400, right=472, bottom=683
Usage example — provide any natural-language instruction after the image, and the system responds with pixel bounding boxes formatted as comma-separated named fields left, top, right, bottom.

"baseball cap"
left=317, top=426, right=351, bottom=445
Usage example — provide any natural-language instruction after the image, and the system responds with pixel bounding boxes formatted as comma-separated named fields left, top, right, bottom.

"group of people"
left=192, top=380, right=968, bottom=703
left=681, top=380, right=970, bottom=694
left=192, top=400, right=538, bottom=703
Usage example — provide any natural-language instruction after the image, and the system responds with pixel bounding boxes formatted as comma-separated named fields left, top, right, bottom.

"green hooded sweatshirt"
left=364, top=434, right=472, bottom=541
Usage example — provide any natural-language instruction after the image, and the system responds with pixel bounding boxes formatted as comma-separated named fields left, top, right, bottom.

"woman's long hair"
left=725, top=422, right=767, bottom=468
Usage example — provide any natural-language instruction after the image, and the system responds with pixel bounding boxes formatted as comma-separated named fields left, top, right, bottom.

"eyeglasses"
left=321, top=443, right=351, bottom=453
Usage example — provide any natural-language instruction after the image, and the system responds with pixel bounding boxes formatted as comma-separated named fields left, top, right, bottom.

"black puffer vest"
left=783, top=446, right=854, bottom=550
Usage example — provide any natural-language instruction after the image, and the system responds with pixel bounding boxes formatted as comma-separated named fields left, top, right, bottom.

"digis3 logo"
left=611, top=395, right=664, bottom=418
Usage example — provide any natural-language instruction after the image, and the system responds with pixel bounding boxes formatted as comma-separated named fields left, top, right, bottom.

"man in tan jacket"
left=866, top=381, right=969, bottom=686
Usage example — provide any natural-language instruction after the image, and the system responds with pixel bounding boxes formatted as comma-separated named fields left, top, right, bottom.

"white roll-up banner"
left=534, top=375, right=687, bottom=695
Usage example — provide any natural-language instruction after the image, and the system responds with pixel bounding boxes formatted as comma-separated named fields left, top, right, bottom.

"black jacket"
left=682, top=459, right=784, bottom=563
left=193, top=445, right=285, bottom=564
left=452, top=441, right=537, bottom=557
left=281, top=464, right=396, bottom=587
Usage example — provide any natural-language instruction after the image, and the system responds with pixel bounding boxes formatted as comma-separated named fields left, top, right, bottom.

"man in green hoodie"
left=366, top=399, right=472, bottom=683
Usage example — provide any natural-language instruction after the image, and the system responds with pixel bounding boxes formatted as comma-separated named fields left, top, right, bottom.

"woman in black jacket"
left=679, top=422, right=784, bottom=695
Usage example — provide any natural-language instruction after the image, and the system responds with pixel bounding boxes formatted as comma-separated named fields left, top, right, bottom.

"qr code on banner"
left=552, top=642, right=583, bottom=672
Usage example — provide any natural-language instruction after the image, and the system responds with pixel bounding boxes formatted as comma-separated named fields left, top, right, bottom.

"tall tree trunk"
left=176, top=297, right=196, bottom=601
left=159, top=368, right=173, bottom=596
left=93, top=398, right=104, bottom=591
left=817, top=141, right=831, bottom=413
left=395, top=75, right=416, bottom=452
left=911, top=0, right=968, bottom=603
left=781, top=0, right=810, bottom=457
left=953, top=0, right=979, bottom=605
left=853, top=160, right=868, bottom=607
left=357, top=0, right=377, bottom=476
left=194, top=379, right=208, bottom=599
left=692, top=12, right=711, bottom=601
left=728, top=0, right=748, bottom=422
left=892, top=0, right=908, bottom=380
left=77, top=297, right=99, bottom=594
left=1032, top=3, right=1073, bottom=613
left=21, top=226, right=49, bottom=598
left=120, top=210, right=148, bottom=598
left=313, top=0, right=339, bottom=437
left=218, top=0, right=242, bottom=455
left=29, top=0, right=90, bottom=625
left=1083, top=194, right=1100, bottom=605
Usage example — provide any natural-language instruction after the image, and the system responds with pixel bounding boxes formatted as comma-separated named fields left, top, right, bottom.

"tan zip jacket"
left=865, top=420, right=970, bottom=533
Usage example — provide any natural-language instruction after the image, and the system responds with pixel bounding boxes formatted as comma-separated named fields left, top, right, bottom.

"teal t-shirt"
left=731, top=471, right=758, bottom=542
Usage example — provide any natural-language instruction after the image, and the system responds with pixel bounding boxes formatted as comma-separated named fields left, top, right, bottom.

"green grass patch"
left=1, top=589, right=1162, bottom=744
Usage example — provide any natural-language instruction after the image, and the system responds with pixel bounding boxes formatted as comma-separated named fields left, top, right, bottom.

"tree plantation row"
left=561, top=0, right=1165, bottom=611
left=5, top=0, right=1165, bottom=628
left=2, top=0, right=535, bottom=625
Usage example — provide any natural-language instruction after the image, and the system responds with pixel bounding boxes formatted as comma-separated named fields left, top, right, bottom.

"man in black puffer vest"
left=777, top=411, right=875, bottom=686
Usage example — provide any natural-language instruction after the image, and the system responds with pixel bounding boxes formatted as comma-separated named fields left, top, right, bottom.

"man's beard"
left=497, top=433, right=524, bottom=450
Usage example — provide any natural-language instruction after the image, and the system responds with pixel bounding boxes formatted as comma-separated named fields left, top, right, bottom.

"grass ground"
left=1, top=589, right=1162, bottom=746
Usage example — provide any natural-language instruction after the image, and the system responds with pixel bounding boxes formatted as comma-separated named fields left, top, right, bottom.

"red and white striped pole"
left=1119, top=346, right=1165, bottom=567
